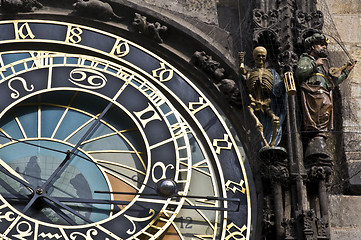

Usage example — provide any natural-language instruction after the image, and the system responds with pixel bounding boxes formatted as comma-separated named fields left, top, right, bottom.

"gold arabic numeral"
left=110, top=38, right=130, bottom=57
left=225, top=179, right=246, bottom=194
left=225, top=222, right=247, bottom=240
left=179, top=216, right=193, bottom=229
left=124, top=209, right=156, bottom=235
left=152, top=161, right=175, bottom=183
left=212, top=134, right=233, bottom=154
left=133, top=103, right=162, bottom=128
left=13, top=22, right=35, bottom=40
left=65, top=25, right=83, bottom=44
left=188, top=97, right=210, bottom=114
left=152, top=62, right=173, bottom=82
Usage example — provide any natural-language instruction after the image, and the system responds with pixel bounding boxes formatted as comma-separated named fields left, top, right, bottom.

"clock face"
left=0, top=20, right=252, bottom=240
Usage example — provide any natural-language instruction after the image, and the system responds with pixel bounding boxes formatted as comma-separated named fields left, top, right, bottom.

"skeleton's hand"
left=238, top=52, right=245, bottom=63
left=239, top=52, right=246, bottom=74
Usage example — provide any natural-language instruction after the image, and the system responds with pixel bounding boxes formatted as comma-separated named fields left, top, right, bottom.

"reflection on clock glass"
left=0, top=91, right=147, bottom=226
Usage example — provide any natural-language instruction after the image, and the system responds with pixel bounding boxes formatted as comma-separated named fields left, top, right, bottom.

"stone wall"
left=326, top=0, right=361, bottom=238
left=125, top=0, right=219, bottom=24
left=327, top=0, right=361, bottom=192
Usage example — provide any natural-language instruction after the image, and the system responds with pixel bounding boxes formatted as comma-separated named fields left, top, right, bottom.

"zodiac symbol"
left=8, top=77, right=34, bottom=99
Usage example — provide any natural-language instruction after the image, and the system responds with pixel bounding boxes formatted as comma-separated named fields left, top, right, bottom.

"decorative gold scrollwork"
left=124, top=209, right=155, bottom=235
left=69, top=229, right=98, bottom=240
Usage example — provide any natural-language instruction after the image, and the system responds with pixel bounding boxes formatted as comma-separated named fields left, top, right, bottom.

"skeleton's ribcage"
left=247, top=70, right=273, bottom=96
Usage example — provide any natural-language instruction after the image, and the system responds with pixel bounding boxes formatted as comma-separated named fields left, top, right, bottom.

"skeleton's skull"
left=253, top=46, right=267, bottom=67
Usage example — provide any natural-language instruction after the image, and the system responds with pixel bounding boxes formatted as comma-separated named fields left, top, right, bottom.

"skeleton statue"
left=239, top=46, right=286, bottom=147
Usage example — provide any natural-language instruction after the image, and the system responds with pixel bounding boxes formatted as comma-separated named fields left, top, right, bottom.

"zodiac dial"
left=0, top=19, right=251, bottom=240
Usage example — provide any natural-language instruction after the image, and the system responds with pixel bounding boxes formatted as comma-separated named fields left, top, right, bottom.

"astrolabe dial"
left=0, top=52, right=195, bottom=239
left=0, top=49, right=248, bottom=240
left=0, top=90, right=151, bottom=226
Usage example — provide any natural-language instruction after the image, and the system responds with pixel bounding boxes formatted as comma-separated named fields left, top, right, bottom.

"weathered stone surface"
left=329, top=195, right=361, bottom=227
left=331, top=229, right=361, bottom=239
left=127, top=0, right=219, bottom=24
left=327, top=0, right=361, bottom=15
left=346, top=161, right=361, bottom=192
left=332, top=15, right=361, bottom=44
left=326, top=0, right=361, bottom=196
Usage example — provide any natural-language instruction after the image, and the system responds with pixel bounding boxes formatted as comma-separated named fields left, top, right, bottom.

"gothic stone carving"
left=1, top=0, right=42, bottom=13
left=218, top=79, right=242, bottom=106
left=295, top=10, right=324, bottom=45
left=191, top=51, right=225, bottom=81
left=133, top=13, right=168, bottom=43
left=72, top=0, right=123, bottom=22
left=252, top=8, right=281, bottom=45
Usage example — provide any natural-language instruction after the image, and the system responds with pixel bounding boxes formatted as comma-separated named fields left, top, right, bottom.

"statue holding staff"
left=239, top=46, right=286, bottom=149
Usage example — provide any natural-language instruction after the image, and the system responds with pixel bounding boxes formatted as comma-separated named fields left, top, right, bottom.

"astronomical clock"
left=0, top=19, right=253, bottom=240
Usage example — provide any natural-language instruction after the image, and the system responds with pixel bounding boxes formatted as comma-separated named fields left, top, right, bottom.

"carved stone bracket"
left=218, top=79, right=242, bottom=106
left=308, top=165, right=332, bottom=181
left=133, top=13, right=168, bottom=43
left=262, top=163, right=290, bottom=186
